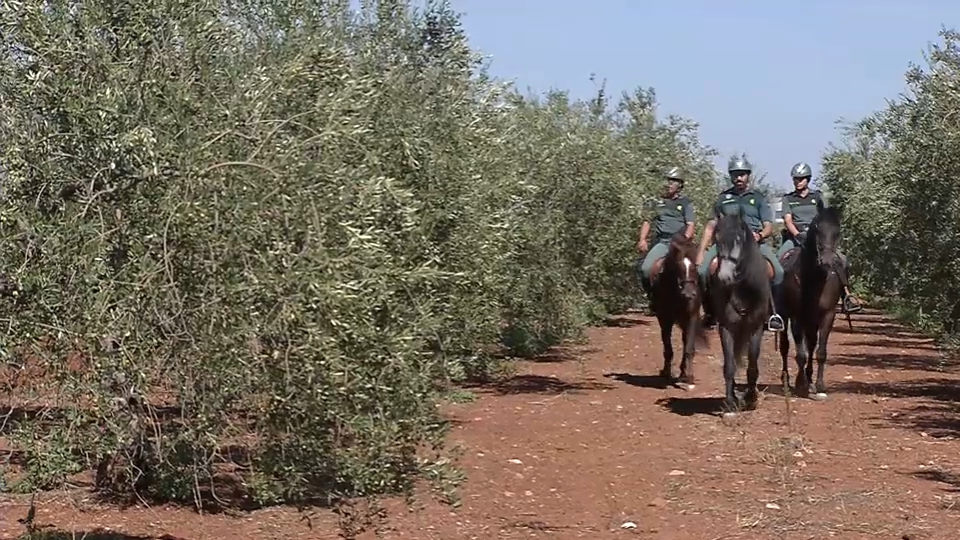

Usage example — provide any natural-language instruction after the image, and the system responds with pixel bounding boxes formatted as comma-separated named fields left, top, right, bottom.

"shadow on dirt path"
left=381, top=306, right=960, bottom=540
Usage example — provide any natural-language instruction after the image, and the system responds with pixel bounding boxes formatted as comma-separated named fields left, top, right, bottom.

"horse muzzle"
left=680, top=282, right=698, bottom=300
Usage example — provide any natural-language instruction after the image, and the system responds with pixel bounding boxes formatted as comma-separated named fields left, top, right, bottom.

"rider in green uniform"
left=697, top=156, right=785, bottom=331
left=778, top=162, right=863, bottom=313
left=637, top=167, right=696, bottom=310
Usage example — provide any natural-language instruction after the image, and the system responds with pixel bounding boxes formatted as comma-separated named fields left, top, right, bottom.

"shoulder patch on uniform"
left=725, top=194, right=733, bottom=199
left=811, top=199, right=816, bottom=204
left=676, top=204, right=683, bottom=211
left=749, top=198, right=755, bottom=205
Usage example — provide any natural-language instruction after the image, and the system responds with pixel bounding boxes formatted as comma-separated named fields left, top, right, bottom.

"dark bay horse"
left=649, top=231, right=709, bottom=390
left=777, top=240, right=805, bottom=395
left=705, top=213, right=773, bottom=416
left=778, top=207, right=845, bottom=400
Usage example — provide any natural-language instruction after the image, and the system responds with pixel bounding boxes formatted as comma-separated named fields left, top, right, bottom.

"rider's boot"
left=767, top=281, right=786, bottom=332
left=640, top=276, right=656, bottom=313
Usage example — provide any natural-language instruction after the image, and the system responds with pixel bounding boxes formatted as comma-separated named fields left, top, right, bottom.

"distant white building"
left=772, top=198, right=784, bottom=224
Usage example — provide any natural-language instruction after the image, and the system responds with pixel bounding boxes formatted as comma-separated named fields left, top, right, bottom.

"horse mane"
left=811, top=206, right=841, bottom=234
left=818, top=205, right=842, bottom=227
left=803, top=205, right=841, bottom=254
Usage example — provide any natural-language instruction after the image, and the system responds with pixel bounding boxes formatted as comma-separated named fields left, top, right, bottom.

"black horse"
left=705, top=213, right=774, bottom=416
left=779, top=206, right=846, bottom=400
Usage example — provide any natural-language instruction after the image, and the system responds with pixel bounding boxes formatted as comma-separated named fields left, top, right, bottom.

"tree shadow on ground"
left=467, top=374, right=613, bottom=396
left=523, top=347, right=601, bottom=364
left=911, top=468, right=960, bottom=492
left=832, top=378, right=960, bottom=402
left=848, top=309, right=893, bottom=319
left=826, top=351, right=952, bottom=373
left=835, top=323, right=922, bottom=338
left=830, top=308, right=890, bottom=324
left=17, top=528, right=185, bottom=540
left=885, top=402, right=960, bottom=438
left=603, top=314, right=650, bottom=328
left=843, top=338, right=940, bottom=352
left=833, top=378, right=960, bottom=437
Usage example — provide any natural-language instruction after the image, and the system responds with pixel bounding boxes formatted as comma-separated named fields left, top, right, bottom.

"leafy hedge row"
left=821, top=29, right=960, bottom=339
left=0, top=0, right=721, bottom=506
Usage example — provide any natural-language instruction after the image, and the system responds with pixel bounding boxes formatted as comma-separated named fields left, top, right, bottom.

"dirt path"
left=3, top=307, right=960, bottom=539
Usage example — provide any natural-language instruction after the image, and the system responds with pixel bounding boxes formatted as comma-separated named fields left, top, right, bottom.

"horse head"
left=713, top=212, right=753, bottom=285
left=805, top=206, right=842, bottom=270
left=666, top=231, right=699, bottom=301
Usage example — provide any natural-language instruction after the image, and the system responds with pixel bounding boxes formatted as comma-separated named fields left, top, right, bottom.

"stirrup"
left=767, top=313, right=784, bottom=331
left=842, top=296, right=863, bottom=313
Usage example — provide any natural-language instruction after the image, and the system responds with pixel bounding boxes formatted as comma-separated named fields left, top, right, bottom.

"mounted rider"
left=637, top=167, right=696, bottom=311
left=697, top=156, right=785, bottom=331
left=778, top=162, right=863, bottom=313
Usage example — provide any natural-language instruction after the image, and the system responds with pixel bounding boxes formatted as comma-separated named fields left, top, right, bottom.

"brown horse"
left=777, top=207, right=845, bottom=400
left=649, top=231, right=709, bottom=390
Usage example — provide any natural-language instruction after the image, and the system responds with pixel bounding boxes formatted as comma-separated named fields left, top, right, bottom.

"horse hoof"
left=811, top=392, right=828, bottom=402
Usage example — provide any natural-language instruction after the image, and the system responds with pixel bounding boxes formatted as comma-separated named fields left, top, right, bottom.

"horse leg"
left=778, top=318, right=790, bottom=393
left=657, top=314, right=674, bottom=380
left=720, top=327, right=741, bottom=416
left=803, top=323, right=820, bottom=401
left=792, top=318, right=810, bottom=398
left=814, top=309, right=836, bottom=398
left=678, top=316, right=696, bottom=390
left=744, top=328, right=762, bottom=410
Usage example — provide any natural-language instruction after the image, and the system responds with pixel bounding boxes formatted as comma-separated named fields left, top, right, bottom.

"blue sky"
left=449, top=0, right=952, bottom=190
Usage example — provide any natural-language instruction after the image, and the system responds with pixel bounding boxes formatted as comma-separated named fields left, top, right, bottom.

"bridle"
left=665, top=249, right=699, bottom=298
left=804, top=225, right=842, bottom=277
left=677, top=256, right=698, bottom=295
left=715, top=232, right=744, bottom=277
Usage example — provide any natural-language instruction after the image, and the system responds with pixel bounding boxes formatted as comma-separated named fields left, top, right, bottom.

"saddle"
left=780, top=246, right=800, bottom=267
left=649, top=257, right=666, bottom=286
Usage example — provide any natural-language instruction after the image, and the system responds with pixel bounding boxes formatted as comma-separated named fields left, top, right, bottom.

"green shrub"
left=822, top=28, right=960, bottom=337
left=0, top=0, right=720, bottom=507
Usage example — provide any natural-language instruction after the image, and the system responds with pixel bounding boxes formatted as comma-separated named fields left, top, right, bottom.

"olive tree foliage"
left=0, top=0, right=719, bottom=506
left=821, top=29, right=960, bottom=333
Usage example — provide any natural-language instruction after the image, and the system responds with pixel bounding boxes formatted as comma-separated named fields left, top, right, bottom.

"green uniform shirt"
left=646, top=195, right=695, bottom=242
left=780, top=189, right=825, bottom=233
left=711, top=187, right=773, bottom=234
